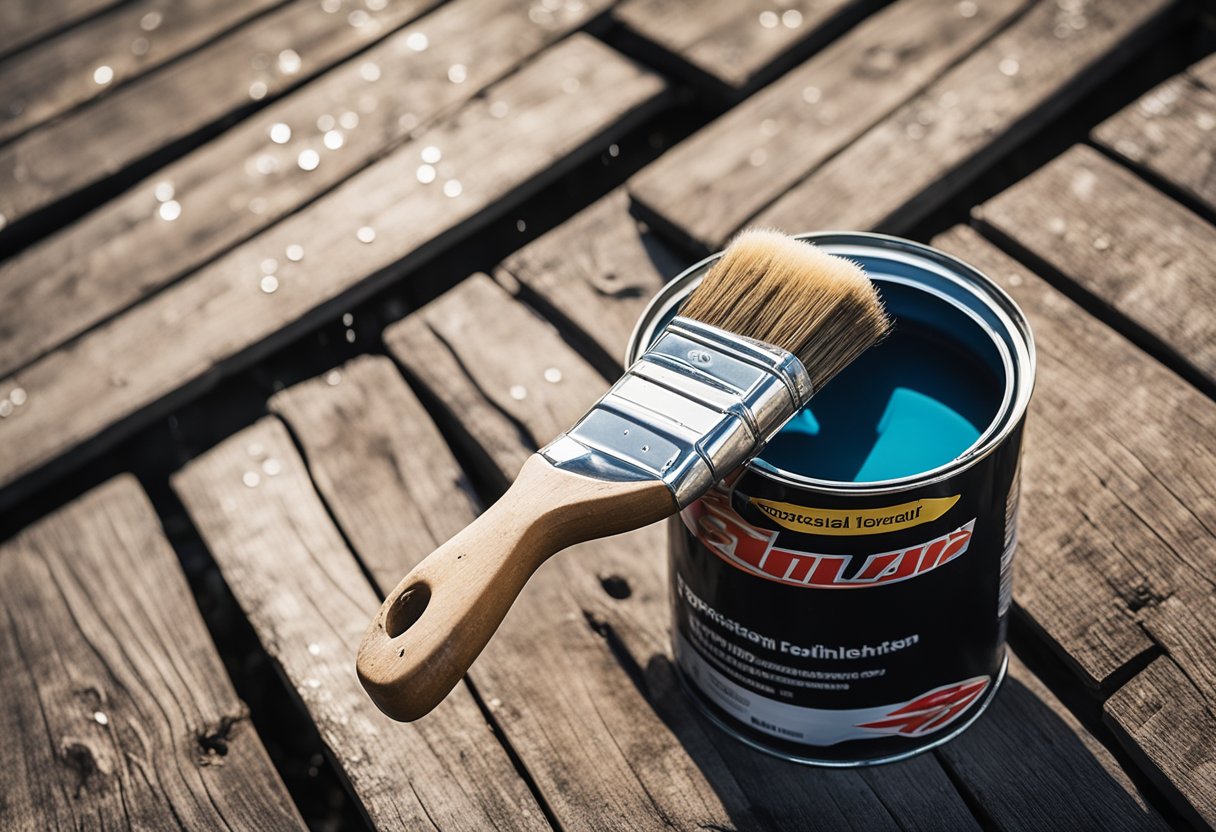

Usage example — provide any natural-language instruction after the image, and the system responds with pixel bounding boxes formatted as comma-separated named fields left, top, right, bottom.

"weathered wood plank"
left=629, top=0, right=1029, bottom=252
left=383, top=274, right=982, bottom=832
left=498, top=189, right=687, bottom=370
left=1094, top=54, right=1216, bottom=218
left=933, top=225, right=1216, bottom=690
left=613, top=0, right=864, bottom=93
left=0, top=0, right=612, bottom=379
left=268, top=354, right=480, bottom=592
left=0, top=0, right=442, bottom=229
left=938, top=654, right=1166, bottom=831
left=974, top=143, right=1216, bottom=387
left=0, top=35, right=665, bottom=508
left=172, top=417, right=550, bottom=831
left=0, top=475, right=305, bottom=831
left=0, top=0, right=287, bottom=144
left=756, top=0, right=1175, bottom=236
left=1105, top=656, right=1216, bottom=829
left=0, top=0, right=120, bottom=59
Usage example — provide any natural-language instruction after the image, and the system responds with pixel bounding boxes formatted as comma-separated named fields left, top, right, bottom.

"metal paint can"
left=626, top=233, right=1035, bottom=766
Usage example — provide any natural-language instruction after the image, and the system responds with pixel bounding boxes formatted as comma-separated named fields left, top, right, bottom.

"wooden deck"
left=1, top=0, right=1214, bottom=828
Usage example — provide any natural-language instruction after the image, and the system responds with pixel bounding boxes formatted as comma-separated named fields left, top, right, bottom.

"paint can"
left=625, top=232, right=1035, bottom=766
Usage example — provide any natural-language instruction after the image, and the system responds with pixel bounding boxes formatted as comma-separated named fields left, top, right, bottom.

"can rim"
left=624, top=231, right=1037, bottom=496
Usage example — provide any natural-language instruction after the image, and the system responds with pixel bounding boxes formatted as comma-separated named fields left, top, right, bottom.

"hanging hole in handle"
left=386, top=583, right=432, bottom=638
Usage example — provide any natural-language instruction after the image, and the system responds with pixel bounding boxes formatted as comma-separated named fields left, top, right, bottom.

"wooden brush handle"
left=357, top=452, right=676, bottom=721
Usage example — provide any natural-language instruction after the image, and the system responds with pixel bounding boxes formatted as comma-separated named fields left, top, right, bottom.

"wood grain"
left=0, top=475, right=305, bottom=831
left=1105, top=656, right=1216, bottom=829
left=499, top=189, right=687, bottom=369
left=0, top=0, right=441, bottom=228
left=1094, top=54, right=1216, bottom=218
left=172, top=417, right=550, bottom=831
left=0, top=0, right=121, bottom=59
left=269, top=354, right=480, bottom=593
left=0, top=35, right=666, bottom=508
left=0, top=0, right=287, bottom=144
left=938, top=654, right=1166, bottom=831
left=383, top=273, right=982, bottom=831
left=613, top=0, right=862, bottom=92
left=974, top=143, right=1216, bottom=386
left=934, top=225, right=1216, bottom=690
left=756, top=0, right=1174, bottom=236
left=0, top=0, right=612, bottom=378
left=629, top=0, right=1029, bottom=251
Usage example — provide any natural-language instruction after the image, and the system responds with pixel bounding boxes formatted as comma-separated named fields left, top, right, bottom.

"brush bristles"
left=679, top=230, right=891, bottom=392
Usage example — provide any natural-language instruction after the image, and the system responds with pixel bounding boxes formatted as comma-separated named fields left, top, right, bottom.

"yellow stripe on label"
left=749, top=495, right=960, bottom=536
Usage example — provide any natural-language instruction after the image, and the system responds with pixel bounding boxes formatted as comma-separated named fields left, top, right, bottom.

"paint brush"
left=358, top=229, right=892, bottom=721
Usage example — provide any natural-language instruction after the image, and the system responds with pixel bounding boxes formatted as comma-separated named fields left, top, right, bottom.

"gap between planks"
left=0, top=0, right=124, bottom=60
left=631, top=0, right=1178, bottom=254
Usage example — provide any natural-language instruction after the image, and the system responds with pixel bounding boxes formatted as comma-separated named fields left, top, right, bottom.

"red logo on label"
left=685, top=488, right=975, bottom=589
left=856, top=676, right=990, bottom=736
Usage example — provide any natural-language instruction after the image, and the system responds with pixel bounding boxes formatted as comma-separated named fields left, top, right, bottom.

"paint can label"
left=669, top=422, right=1023, bottom=762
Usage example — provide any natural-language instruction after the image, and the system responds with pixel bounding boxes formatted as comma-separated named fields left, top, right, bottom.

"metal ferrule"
left=540, top=317, right=814, bottom=507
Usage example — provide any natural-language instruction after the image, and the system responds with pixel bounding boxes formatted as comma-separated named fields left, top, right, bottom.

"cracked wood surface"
left=935, top=226, right=1216, bottom=689
left=0, top=0, right=612, bottom=380
left=0, top=475, right=304, bottom=831
left=172, top=417, right=549, bottom=831
left=0, top=35, right=666, bottom=509
left=2, top=0, right=1213, bottom=826
left=754, top=0, right=1175, bottom=236
left=938, top=655, right=1166, bottom=831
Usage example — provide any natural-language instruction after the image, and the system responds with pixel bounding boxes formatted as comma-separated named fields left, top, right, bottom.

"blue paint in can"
left=761, top=321, right=1003, bottom=482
